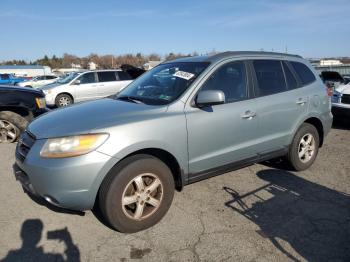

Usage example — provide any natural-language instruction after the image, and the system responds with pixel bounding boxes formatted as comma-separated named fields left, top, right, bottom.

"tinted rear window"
left=253, top=60, right=287, bottom=96
left=291, top=62, right=316, bottom=86
left=97, top=71, right=117, bottom=82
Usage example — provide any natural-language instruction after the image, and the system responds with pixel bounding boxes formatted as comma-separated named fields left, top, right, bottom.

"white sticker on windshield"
left=173, top=71, right=195, bottom=80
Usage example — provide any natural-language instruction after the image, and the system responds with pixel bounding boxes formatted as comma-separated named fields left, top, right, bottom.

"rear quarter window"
left=290, top=61, right=316, bottom=86
left=118, top=71, right=132, bottom=81
left=282, top=62, right=298, bottom=90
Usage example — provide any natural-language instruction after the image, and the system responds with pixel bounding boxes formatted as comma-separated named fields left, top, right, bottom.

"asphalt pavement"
left=0, top=121, right=349, bottom=262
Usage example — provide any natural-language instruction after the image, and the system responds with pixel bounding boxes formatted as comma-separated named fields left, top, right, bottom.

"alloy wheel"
left=59, top=97, right=71, bottom=106
left=0, top=120, right=18, bottom=143
left=121, top=173, right=163, bottom=221
left=298, top=133, right=315, bottom=163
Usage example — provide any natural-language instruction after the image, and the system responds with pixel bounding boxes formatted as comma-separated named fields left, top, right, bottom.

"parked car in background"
left=331, top=83, right=350, bottom=118
left=17, top=75, right=59, bottom=88
left=320, top=71, right=345, bottom=90
left=120, top=64, right=146, bottom=79
left=15, top=51, right=332, bottom=233
left=343, top=75, right=350, bottom=85
left=0, top=85, right=48, bottom=143
left=39, top=70, right=133, bottom=107
left=0, top=73, right=26, bottom=85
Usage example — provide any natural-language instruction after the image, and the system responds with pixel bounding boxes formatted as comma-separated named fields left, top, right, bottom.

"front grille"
left=341, top=94, right=350, bottom=104
left=16, top=131, right=36, bottom=162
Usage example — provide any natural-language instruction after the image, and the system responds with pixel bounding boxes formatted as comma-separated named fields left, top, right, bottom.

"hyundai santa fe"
left=14, top=51, right=333, bottom=233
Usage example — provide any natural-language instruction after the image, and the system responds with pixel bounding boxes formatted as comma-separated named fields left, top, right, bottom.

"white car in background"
left=17, top=75, right=59, bottom=88
left=332, top=84, right=350, bottom=118
left=39, top=70, right=133, bottom=107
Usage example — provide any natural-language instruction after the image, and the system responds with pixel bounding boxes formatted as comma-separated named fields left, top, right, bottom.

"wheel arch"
left=56, top=92, right=74, bottom=103
left=122, top=148, right=184, bottom=191
left=0, top=106, right=33, bottom=121
left=303, top=117, right=324, bottom=147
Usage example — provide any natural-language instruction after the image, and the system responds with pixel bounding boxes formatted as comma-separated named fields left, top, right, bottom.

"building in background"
left=88, top=62, right=98, bottom=70
left=143, top=61, right=162, bottom=70
left=310, top=58, right=350, bottom=76
left=0, top=65, right=51, bottom=77
left=319, top=60, right=343, bottom=66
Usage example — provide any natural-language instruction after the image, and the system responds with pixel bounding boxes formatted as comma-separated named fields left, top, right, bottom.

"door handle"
left=241, top=110, right=256, bottom=119
left=296, top=98, right=307, bottom=105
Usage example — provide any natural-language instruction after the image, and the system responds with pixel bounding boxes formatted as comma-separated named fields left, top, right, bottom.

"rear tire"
left=55, top=94, right=73, bottom=107
left=287, top=123, right=320, bottom=171
left=0, top=111, right=28, bottom=143
left=99, top=154, right=175, bottom=233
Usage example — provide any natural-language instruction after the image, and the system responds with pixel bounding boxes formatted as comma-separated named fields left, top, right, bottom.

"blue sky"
left=1, top=0, right=349, bottom=61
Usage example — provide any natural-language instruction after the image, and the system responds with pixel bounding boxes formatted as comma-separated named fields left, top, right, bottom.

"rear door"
left=96, top=71, right=119, bottom=98
left=74, top=72, right=98, bottom=102
left=250, top=59, right=308, bottom=154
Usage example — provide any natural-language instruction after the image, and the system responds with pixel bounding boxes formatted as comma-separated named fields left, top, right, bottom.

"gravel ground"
left=0, top=121, right=349, bottom=262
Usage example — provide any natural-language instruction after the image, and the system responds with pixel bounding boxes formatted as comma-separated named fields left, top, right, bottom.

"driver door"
left=73, top=72, right=98, bottom=102
left=185, top=61, right=258, bottom=176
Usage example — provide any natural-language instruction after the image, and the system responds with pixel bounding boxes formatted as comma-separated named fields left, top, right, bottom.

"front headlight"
left=35, top=97, right=46, bottom=109
left=43, top=89, right=52, bottom=95
left=40, top=133, right=109, bottom=158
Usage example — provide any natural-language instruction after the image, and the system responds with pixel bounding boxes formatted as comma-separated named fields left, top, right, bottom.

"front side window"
left=97, top=71, right=117, bottom=82
left=253, top=60, right=287, bottom=97
left=291, top=61, right=316, bottom=86
left=78, top=72, right=96, bottom=84
left=1, top=74, right=10, bottom=80
left=200, top=61, right=247, bottom=103
left=117, top=62, right=210, bottom=105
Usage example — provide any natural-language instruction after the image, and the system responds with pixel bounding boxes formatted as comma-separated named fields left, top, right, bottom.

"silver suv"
left=40, top=70, right=133, bottom=107
left=15, top=52, right=332, bottom=233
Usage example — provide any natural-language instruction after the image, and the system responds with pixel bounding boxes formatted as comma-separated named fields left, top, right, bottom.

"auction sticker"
left=173, top=71, right=195, bottom=80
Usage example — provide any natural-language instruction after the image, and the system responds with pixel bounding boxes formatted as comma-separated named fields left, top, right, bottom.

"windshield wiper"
left=117, top=96, right=145, bottom=104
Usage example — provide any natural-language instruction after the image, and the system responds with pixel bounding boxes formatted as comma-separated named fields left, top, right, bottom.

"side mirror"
left=73, top=79, right=81, bottom=85
left=196, top=90, right=225, bottom=107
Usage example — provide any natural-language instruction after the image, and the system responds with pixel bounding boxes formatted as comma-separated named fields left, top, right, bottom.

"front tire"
left=55, top=94, right=73, bottom=107
left=0, top=111, right=28, bottom=143
left=99, top=154, right=175, bottom=233
left=287, top=123, right=320, bottom=171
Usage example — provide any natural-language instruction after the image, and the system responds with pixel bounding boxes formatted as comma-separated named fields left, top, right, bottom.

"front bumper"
left=332, top=105, right=350, bottom=118
left=15, top=138, right=118, bottom=211
left=43, top=93, right=56, bottom=106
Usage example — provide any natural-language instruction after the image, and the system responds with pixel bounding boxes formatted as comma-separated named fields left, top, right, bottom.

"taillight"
left=326, top=83, right=333, bottom=97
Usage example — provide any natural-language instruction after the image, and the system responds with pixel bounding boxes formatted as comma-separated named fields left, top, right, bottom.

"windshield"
left=57, top=72, right=79, bottom=84
left=116, top=62, right=210, bottom=105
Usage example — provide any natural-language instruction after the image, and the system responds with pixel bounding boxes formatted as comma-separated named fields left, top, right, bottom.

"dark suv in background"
left=0, top=85, right=48, bottom=143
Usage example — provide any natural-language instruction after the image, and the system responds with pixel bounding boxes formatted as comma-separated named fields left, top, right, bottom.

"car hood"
left=28, top=98, right=168, bottom=139
left=0, top=85, right=44, bottom=96
left=38, top=82, right=63, bottom=90
left=335, top=84, right=350, bottom=95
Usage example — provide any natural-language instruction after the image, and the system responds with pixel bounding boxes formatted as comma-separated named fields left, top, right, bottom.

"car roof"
left=164, top=51, right=303, bottom=64
left=83, top=69, right=123, bottom=73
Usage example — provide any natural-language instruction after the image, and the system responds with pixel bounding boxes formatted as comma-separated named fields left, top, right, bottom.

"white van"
left=40, top=70, right=133, bottom=107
